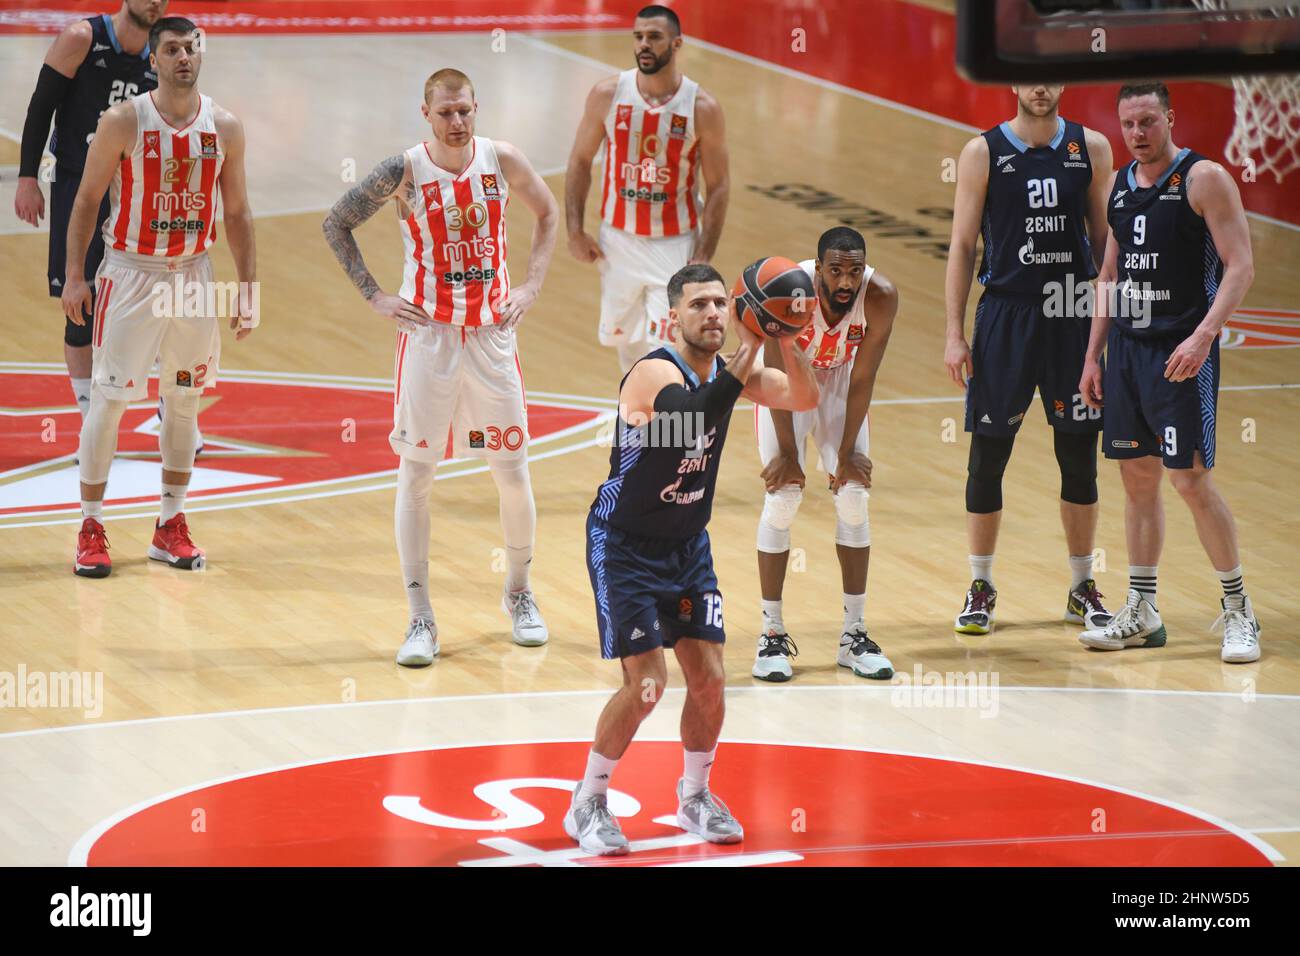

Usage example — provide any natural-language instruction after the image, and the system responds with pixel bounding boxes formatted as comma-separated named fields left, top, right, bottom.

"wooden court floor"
left=1, top=25, right=1297, bottom=865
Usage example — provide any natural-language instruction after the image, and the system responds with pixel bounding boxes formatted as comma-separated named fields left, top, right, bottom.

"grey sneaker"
left=395, top=618, right=438, bottom=667
left=676, top=778, right=744, bottom=844
left=563, top=786, right=629, bottom=856
left=1214, top=593, right=1261, bottom=663
left=503, top=588, right=549, bottom=647
left=837, top=626, right=894, bottom=679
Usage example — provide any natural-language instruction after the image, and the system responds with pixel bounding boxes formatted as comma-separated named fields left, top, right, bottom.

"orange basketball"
left=732, top=256, right=817, bottom=338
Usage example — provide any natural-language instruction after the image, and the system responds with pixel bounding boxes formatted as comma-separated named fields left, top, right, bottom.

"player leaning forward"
left=567, top=265, right=819, bottom=855
left=323, top=69, right=559, bottom=663
left=1078, top=83, right=1261, bottom=663
left=752, top=229, right=900, bottom=682
left=64, top=15, right=256, bottom=578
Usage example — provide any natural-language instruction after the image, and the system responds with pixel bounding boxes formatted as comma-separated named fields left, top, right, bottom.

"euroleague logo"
left=1220, top=307, right=1300, bottom=349
left=0, top=367, right=609, bottom=527
left=72, top=741, right=1270, bottom=867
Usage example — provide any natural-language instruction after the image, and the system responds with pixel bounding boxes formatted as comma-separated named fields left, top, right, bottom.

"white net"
left=1191, top=0, right=1300, bottom=182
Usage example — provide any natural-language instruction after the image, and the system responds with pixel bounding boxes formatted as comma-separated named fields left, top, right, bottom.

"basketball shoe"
left=1078, top=589, right=1165, bottom=650
left=395, top=618, right=438, bottom=667
left=1214, top=593, right=1262, bottom=664
left=564, top=785, right=629, bottom=856
left=503, top=588, right=548, bottom=646
left=676, top=778, right=744, bottom=844
left=837, top=626, right=893, bottom=680
left=955, top=579, right=996, bottom=634
left=74, top=517, right=112, bottom=578
left=148, top=513, right=205, bottom=570
left=1065, top=579, right=1112, bottom=628
left=751, top=628, right=798, bottom=682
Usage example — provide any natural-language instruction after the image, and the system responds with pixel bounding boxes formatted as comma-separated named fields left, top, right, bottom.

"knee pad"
left=966, top=433, right=1015, bottom=514
left=159, top=391, right=202, bottom=471
left=78, top=394, right=130, bottom=485
left=64, top=316, right=92, bottom=348
left=1054, top=430, right=1099, bottom=505
left=757, top=485, right=803, bottom=553
left=834, top=481, right=871, bottom=548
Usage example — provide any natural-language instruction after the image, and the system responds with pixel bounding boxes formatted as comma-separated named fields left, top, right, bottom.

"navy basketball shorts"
left=1103, top=327, right=1219, bottom=470
left=48, top=166, right=111, bottom=347
left=585, top=513, right=725, bottom=660
left=965, top=290, right=1101, bottom=437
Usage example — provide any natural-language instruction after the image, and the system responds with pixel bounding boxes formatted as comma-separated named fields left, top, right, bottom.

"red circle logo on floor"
left=78, top=741, right=1270, bottom=866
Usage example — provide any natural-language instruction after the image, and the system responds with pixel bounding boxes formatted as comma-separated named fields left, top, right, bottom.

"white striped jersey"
left=104, top=92, right=223, bottom=257
left=793, top=258, right=876, bottom=370
left=398, top=137, right=510, bottom=327
left=599, top=69, right=701, bottom=238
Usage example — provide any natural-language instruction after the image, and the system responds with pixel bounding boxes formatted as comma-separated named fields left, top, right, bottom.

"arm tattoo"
left=322, top=153, right=405, bottom=301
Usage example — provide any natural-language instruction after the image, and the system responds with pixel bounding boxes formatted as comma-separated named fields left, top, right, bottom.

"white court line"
left=64, top=735, right=1283, bottom=866
left=7, top=681, right=1296, bottom=742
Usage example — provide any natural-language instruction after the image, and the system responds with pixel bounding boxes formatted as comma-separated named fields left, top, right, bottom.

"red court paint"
left=81, top=741, right=1271, bottom=866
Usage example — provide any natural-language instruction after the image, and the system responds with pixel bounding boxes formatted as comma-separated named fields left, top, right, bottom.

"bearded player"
left=566, top=265, right=818, bottom=856
left=751, top=228, right=899, bottom=682
left=323, top=69, right=559, bottom=664
left=1078, top=83, right=1261, bottom=663
left=62, top=16, right=256, bottom=578
left=944, top=84, right=1114, bottom=636
left=565, top=4, right=730, bottom=372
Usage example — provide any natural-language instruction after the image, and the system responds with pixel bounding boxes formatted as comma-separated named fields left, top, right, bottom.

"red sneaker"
left=74, top=517, right=112, bottom=578
left=149, top=513, right=206, bottom=570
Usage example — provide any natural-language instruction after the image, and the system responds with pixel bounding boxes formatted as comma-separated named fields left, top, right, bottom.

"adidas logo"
left=1114, top=199, right=1124, bottom=207
left=407, top=581, right=421, bottom=589
left=1115, top=190, right=1128, bottom=200
left=630, top=627, right=645, bottom=640
left=416, top=439, right=428, bottom=448
left=996, top=154, right=1015, bottom=166
left=52, top=278, right=62, bottom=287
left=94, top=58, right=106, bottom=68
left=93, top=43, right=110, bottom=52
left=1000, top=163, right=1016, bottom=173
left=980, top=414, right=992, bottom=424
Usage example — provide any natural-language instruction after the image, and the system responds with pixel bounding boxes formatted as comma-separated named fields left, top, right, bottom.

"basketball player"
left=62, top=16, right=257, bottom=578
left=1078, top=83, right=1261, bottom=663
left=752, top=228, right=899, bottom=682
left=16, top=1, right=165, bottom=426
left=322, top=69, right=559, bottom=664
left=567, top=264, right=818, bottom=856
left=564, top=4, right=730, bottom=372
left=944, top=85, right=1114, bottom=636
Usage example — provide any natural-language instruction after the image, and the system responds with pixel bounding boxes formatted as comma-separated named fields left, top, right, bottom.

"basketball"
left=732, top=256, right=817, bottom=338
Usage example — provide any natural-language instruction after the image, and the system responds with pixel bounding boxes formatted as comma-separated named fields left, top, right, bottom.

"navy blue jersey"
left=591, top=347, right=732, bottom=540
left=50, top=15, right=155, bottom=173
left=977, top=117, right=1097, bottom=295
left=1108, top=148, right=1222, bottom=339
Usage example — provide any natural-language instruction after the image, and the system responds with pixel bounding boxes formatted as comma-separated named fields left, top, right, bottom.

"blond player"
left=752, top=228, right=899, bottom=682
left=322, top=68, right=559, bottom=665
left=62, top=15, right=256, bottom=578
left=565, top=4, right=730, bottom=372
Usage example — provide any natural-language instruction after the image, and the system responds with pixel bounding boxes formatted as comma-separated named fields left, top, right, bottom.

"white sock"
left=576, top=749, right=619, bottom=802
left=401, top=562, right=434, bottom=623
left=81, top=499, right=103, bottom=521
left=1217, top=565, right=1245, bottom=598
left=843, top=592, right=866, bottom=630
left=160, top=482, right=187, bottom=522
left=70, top=377, right=92, bottom=421
left=1069, top=553, right=1094, bottom=588
left=682, top=746, right=716, bottom=798
left=970, top=554, right=994, bottom=587
left=1129, top=565, right=1158, bottom=609
left=505, top=546, right=532, bottom=594
left=396, top=457, right=437, bottom=623
left=489, top=459, right=535, bottom=593
left=761, top=598, right=784, bottom=632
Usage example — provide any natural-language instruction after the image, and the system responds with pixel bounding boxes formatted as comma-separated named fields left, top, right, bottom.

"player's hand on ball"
left=61, top=278, right=92, bottom=327
left=832, top=453, right=872, bottom=491
left=370, top=293, right=431, bottom=333
left=1079, top=359, right=1104, bottom=409
left=944, top=336, right=973, bottom=390
left=568, top=231, right=604, bottom=264
left=498, top=282, right=539, bottom=328
left=1164, top=331, right=1213, bottom=382
left=730, top=295, right=763, bottom=352
left=14, top=177, right=45, bottom=227
left=761, top=453, right=805, bottom=492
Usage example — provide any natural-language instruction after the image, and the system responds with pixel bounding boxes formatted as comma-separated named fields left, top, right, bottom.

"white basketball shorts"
left=597, top=221, right=695, bottom=350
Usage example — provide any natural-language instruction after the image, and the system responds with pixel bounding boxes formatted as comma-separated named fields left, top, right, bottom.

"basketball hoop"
left=1192, top=0, right=1300, bottom=182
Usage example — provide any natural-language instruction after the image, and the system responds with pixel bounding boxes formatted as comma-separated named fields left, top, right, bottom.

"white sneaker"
left=675, top=778, right=744, bottom=844
left=1214, top=593, right=1261, bottom=663
left=837, top=626, right=894, bottom=679
left=503, top=588, right=548, bottom=646
left=563, top=785, right=629, bottom=856
left=752, top=628, right=798, bottom=682
left=1078, top=589, right=1166, bottom=650
left=395, top=618, right=438, bottom=667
